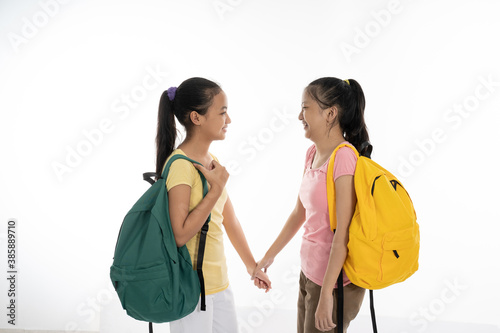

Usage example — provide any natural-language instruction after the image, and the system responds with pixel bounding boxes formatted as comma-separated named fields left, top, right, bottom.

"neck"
left=178, top=132, right=212, bottom=162
left=313, top=129, right=346, bottom=157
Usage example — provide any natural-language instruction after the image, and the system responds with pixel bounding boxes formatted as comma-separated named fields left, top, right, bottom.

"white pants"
left=169, top=285, right=239, bottom=333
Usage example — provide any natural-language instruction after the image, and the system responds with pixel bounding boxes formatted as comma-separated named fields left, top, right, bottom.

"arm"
left=169, top=160, right=228, bottom=247
left=254, top=195, right=306, bottom=274
left=315, top=174, right=357, bottom=331
left=222, top=195, right=271, bottom=291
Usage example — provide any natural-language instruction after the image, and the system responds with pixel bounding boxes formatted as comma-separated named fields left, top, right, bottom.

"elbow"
left=173, top=231, right=188, bottom=248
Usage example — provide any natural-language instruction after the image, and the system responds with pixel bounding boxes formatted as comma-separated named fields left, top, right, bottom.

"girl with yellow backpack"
left=254, top=75, right=415, bottom=333
left=254, top=77, right=369, bottom=332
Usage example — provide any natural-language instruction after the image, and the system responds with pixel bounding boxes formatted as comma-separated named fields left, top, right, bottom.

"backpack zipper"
left=371, top=175, right=382, bottom=195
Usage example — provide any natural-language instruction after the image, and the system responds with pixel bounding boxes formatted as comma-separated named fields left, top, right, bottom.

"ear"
left=326, top=106, right=338, bottom=123
left=189, top=111, right=203, bottom=126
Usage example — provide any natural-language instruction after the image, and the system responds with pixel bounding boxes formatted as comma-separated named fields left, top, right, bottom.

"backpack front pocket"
left=110, top=262, right=174, bottom=321
left=379, top=225, right=420, bottom=283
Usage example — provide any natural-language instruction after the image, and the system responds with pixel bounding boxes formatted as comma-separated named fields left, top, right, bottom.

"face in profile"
left=199, top=91, right=231, bottom=141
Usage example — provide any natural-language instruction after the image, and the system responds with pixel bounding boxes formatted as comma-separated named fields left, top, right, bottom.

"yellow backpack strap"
left=326, top=143, right=359, bottom=231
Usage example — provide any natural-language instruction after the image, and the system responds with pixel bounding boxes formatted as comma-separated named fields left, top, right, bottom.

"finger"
left=321, top=318, right=329, bottom=331
left=193, top=163, right=208, bottom=174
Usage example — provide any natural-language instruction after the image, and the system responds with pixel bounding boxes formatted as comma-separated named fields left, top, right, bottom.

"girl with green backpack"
left=157, top=77, right=271, bottom=332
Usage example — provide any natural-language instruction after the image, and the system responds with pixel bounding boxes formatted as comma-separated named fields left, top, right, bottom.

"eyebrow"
left=221, top=106, right=228, bottom=110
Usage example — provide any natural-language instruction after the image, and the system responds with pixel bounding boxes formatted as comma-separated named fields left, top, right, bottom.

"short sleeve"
left=333, top=147, right=357, bottom=181
left=165, top=158, right=197, bottom=191
left=304, top=145, right=316, bottom=170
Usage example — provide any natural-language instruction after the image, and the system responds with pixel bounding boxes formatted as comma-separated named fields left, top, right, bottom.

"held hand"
left=252, top=255, right=274, bottom=279
left=194, top=160, right=229, bottom=193
left=315, top=293, right=336, bottom=332
left=253, top=269, right=272, bottom=293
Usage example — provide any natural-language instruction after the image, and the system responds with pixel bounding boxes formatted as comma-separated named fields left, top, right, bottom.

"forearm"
left=175, top=188, right=222, bottom=246
left=321, top=239, right=348, bottom=295
left=225, top=218, right=256, bottom=274
left=265, top=208, right=305, bottom=259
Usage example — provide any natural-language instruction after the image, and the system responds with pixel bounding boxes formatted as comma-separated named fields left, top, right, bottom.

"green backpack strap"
left=146, top=154, right=211, bottom=316
left=160, top=154, right=211, bottom=311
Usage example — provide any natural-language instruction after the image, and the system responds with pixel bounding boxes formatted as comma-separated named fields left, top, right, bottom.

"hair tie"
left=167, top=86, right=177, bottom=101
left=344, top=79, right=350, bottom=86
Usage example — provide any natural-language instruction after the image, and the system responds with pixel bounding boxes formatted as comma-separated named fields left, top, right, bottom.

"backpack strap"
left=336, top=270, right=344, bottom=333
left=329, top=144, right=379, bottom=333
left=196, top=166, right=210, bottom=311
left=143, top=172, right=157, bottom=185
left=159, top=154, right=212, bottom=312
left=369, top=290, right=378, bottom=333
left=326, top=143, right=359, bottom=231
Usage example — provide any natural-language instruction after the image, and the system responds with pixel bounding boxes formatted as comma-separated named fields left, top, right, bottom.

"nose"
left=298, top=109, right=303, bottom=121
left=226, top=113, right=232, bottom=124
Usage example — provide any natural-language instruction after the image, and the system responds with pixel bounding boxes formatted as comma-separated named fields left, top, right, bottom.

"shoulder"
left=304, top=144, right=316, bottom=167
left=333, top=143, right=358, bottom=180
left=165, top=150, right=198, bottom=190
left=165, top=150, right=197, bottom=173
left=336, top=145, right=358, bottom=162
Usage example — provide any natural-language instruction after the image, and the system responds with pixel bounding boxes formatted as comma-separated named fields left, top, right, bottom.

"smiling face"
left=299, top=89, right=330, bottom=141
left=199, top=90, right=231, bottom=141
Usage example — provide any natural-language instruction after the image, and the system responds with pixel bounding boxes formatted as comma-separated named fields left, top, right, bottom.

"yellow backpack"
left=327, top=143, right=419, bottom=290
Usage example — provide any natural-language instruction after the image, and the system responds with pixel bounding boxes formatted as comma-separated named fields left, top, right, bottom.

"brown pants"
left=297, top=271, right=365, bottom=333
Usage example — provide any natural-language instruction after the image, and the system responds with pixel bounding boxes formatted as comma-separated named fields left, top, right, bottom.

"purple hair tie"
left=167, top=86, right=177, bottom=101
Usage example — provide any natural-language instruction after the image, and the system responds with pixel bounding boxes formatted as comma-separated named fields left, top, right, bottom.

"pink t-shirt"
left=299, top=143, right=357, bottom=287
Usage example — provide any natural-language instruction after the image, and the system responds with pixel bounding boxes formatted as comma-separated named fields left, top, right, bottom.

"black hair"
left=305, top=77, right=371, bottom=157
left=155, top=77, right=222, bottom=176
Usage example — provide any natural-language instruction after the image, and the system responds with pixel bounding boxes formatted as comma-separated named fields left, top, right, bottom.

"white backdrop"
left=1, top=0, right=499, bottom=332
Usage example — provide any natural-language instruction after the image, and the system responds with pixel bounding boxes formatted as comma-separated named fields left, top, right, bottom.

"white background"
left=1, top=0, right=499, bottom=332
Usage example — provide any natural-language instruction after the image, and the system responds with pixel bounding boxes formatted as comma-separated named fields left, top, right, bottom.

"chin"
left=215, top=134, right=226, bottom=141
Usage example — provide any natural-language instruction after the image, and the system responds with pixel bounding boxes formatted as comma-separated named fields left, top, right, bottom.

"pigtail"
left=155, top=90, right=177, bottom=177
left=341, top=79, right=371, bottom=157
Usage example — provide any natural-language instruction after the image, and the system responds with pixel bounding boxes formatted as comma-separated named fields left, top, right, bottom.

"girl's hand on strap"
left=194, top=160, right=229, bottom=193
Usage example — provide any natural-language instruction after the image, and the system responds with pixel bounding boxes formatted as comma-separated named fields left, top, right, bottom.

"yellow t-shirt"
left=164, top=149, right=229, bottom=295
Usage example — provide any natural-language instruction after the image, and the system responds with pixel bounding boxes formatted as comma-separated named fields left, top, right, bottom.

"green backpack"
left=110, top=154, right=210, bottom=328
